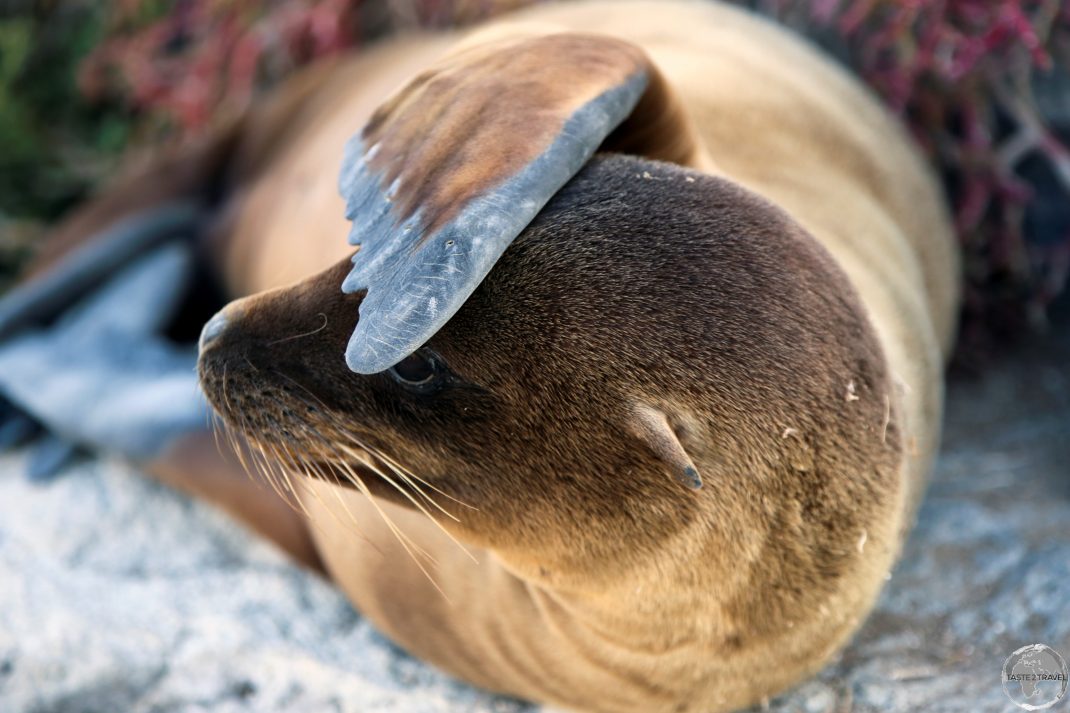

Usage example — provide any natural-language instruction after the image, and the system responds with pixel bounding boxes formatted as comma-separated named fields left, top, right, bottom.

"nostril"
left=199, top=311, right=228, bottom=353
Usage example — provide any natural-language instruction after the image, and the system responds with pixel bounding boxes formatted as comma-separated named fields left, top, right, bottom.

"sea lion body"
left=26, top=2, right=959, bottom=712
left=221, top=0, right=955, bottom=499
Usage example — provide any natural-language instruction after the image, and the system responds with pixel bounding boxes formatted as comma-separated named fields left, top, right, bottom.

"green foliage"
left=0, top=4, right=129, bottom=222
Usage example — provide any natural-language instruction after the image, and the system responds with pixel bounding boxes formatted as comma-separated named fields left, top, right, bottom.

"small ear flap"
left=629, top=403, right=703, bottom=491
left=338, top=32, right=711, bottom=373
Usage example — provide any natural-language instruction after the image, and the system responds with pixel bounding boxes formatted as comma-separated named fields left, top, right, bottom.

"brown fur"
left=199, top=157, right=906, bottom=711
left=28, top=2, right=960, bottom=711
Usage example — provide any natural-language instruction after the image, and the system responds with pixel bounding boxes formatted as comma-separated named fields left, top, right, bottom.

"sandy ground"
left=1, top=316, right=1068, bottom=712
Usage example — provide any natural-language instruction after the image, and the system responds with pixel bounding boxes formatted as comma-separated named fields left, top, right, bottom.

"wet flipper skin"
left=338, top=33, right=708, bottom=374
left=0, top=236, right=209, bottom=471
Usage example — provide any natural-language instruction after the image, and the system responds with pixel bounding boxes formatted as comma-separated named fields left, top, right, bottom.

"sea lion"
left=1, top=1, right=959, bottom=712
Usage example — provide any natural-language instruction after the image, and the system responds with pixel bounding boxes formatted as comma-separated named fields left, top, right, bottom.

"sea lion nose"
left=198, top=310, right=229, bottom=353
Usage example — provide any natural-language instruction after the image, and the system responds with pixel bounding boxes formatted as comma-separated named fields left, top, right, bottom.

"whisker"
left=383, top=461, right=458, bottom=519
left=209, top=410, right=225, bottom=455
left=266, top=312, right=329, bottom=346
left=331, top=453, right=449, bottom=600
left=336, top=443, right=476, bottom=564
left=314, top=460, right=386, bottom=555
left=243, top=424, right=295, bottom=507
left=211, top=366, right=462, bottom=597
left=281, top=448, right=383, bottom=554
left=220, top=363, right=234, bottom=419
left=264, top=442, right=314, bottom=520
left=335, top=453, right=436, bottom=560
left=347, top=440, right=454, bottom=516
left=367, top=443, right=477, bottom=511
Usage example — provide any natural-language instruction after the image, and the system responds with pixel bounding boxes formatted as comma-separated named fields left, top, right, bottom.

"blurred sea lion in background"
left=0, top=1, right=959, bottom=711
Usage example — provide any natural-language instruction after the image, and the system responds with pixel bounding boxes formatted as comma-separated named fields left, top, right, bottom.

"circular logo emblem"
left=1003, top=644, right=1069, bottom=710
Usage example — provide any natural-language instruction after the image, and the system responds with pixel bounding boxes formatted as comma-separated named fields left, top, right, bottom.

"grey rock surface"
left=1, top=319, right=1068, bottom=713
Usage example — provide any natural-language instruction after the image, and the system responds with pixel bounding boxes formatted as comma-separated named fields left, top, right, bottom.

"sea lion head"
left=198, top=154, right=902, bottom=642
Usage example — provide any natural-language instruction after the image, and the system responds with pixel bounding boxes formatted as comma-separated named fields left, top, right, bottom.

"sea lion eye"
left=388, top=350, right=440, bottom=389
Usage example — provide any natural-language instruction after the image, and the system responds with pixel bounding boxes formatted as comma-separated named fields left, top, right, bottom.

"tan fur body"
left=222, top=3, right=956, bottom=503
left=210, top=2, right=957, bottom=711
left=43, top=2, right=959, bottom=711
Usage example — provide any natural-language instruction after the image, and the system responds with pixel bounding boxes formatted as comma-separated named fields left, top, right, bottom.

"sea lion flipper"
left=338, top=33, right=708, bottom=374
left=0, top=204, right=203, bottom=342
left=0, top=243, right=209, bottom=462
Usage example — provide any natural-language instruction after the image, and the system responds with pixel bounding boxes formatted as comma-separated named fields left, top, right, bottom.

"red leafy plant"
left=762, top=0, right=1070, bottom=356
left=78, top=0, right=1070, bottom=354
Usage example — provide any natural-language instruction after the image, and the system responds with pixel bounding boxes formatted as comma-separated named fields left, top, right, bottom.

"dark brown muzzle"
left=196, top=257, right=363, bottom=431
